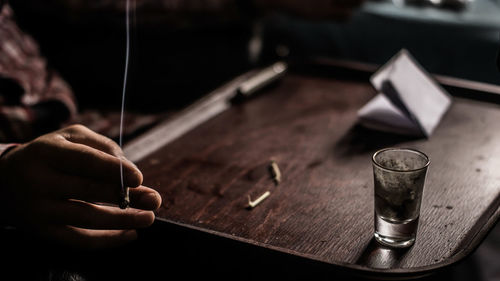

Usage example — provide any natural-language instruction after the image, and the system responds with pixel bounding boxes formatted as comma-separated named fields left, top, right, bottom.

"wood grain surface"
left=136, top=70, right=500, bottom=277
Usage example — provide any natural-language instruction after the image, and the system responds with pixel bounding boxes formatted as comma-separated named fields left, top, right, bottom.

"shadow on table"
left=353, top=237, right=488, bottom=281
left=334, top=124, right=423, bottom=158
left=355, top=238, right=410, bottom=269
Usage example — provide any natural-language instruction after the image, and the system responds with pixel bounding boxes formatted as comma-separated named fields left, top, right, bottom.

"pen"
left=124, top=61, right=288, bottom=163
left=236, top=61, right=287, bottom=98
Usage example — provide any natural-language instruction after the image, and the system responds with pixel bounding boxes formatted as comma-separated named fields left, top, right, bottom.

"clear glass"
left=372, top=148, right=430, bottom=248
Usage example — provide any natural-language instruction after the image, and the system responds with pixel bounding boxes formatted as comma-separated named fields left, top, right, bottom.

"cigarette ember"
left=269, top=159, right=281, bottom=186
left=247, top=191, right=271, bottom=208
left=119, top=187, right=130, bottom=209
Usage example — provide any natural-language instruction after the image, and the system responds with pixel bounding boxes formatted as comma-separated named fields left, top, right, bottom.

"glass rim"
left=372, top=147, right=430, bottom=173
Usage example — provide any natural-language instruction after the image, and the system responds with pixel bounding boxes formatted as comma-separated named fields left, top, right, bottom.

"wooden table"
left=125, top=60, right=500, bottom=279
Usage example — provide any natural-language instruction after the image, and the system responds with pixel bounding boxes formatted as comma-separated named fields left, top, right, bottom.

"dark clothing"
left=0, top=4, right=76, bottom=144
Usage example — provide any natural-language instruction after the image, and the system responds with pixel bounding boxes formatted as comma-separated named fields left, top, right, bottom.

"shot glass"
left=372, top=148, right=430, bottom=248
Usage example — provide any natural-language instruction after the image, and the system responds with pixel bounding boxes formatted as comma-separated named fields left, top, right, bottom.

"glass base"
left=374, top=232, right=415, bottom=248
left=374, top=216, right=418, bottom=248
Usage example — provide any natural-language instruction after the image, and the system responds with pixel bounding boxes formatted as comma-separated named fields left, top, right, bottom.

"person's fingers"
left=36, top=168, right=160, bottom=209
left=32, top=169, right=122, bottom=204
left=41, top=199, right=155, bottom=230
left=23, top=163, right=159, bottom=208
left=58, top=124, right=124, bottom=157
left=41, top=137, right=142, bottom=187
left=42, top=225, right=138, bottom=250
left=129, top=186, right=162, bottom=211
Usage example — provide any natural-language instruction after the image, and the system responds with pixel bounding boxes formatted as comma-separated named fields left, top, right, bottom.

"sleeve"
left=0, top=4, right=77, bottom=143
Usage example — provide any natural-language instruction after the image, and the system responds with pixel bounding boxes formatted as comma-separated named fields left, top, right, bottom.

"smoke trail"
left=119, top=0, right=131, bottom=209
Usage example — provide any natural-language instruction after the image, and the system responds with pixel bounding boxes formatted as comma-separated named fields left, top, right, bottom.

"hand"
left=0, top=124, right=162, bottom=249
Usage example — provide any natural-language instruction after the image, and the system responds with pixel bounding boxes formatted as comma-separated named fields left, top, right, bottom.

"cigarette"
left=119, top=186, right=130, bottom=209
left=118, top=158, right=129, bottom=209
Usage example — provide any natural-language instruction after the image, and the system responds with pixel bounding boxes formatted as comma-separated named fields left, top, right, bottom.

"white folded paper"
left=358, top=49, right=452, bottom=137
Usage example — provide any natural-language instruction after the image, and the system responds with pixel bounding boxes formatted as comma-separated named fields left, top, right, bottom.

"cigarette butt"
left=247, top=191, right=271, bottom=208
left=269, top=160, right=281, bottom=186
